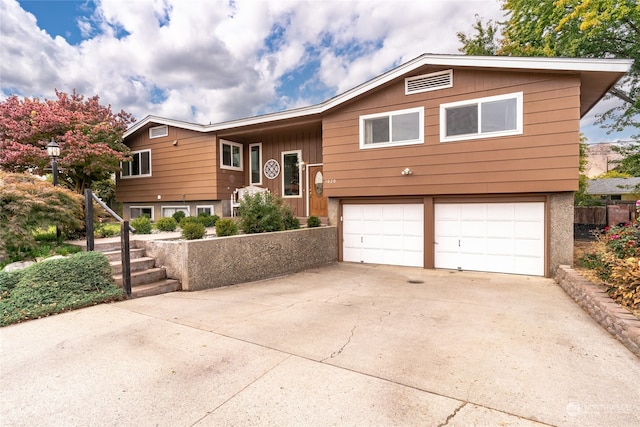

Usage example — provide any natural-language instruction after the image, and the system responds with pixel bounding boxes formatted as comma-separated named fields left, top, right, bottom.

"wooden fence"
left=574, top=202, right=637, bottom=239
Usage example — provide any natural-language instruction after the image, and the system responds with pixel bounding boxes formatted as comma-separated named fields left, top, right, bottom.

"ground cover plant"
left=0, top=251, right=124, bottom=326
left=578, top=223, right=640, bottom=316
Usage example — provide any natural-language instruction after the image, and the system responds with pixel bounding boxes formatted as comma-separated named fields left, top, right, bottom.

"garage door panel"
left=343, top=204, right=424, bottom=268
left=460, top=221, right=486, bottom=237
left=486, top=238, right=514, bottom=255
left=435, top=202, right=544, bottom=276
left=487, top=221, right=514, bottom=238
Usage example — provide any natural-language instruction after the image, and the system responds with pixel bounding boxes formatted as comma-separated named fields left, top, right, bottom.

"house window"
left=440, top=92, right=523, bottom=142
left=162, top=206, right=190, bottom=218
left=220, top=139, right=243, bottom=170
left=282, top=150, right=301, bottom=197
left=196, top=205, right=214, bottom=216
left=249, top=143, right=262, bottom=185
left=130, top=206, right=153, bottom=220
left=121, top=149, right=151, bottom=178
left=149, top=125, right=168, bottom=139
left=359, top=107, right=424, bottom=149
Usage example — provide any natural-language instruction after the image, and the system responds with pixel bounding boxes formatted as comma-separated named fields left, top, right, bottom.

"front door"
left=308, top=165, right=328, bottom=217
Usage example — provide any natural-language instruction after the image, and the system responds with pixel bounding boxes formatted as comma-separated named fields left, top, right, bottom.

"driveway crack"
left=321, top=325, right=357, bottom=362
left=437, top=402, right=467, bottom=427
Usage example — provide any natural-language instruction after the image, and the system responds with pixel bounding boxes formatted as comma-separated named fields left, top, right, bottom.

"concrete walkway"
left=1, top=263, right=638, bottom=426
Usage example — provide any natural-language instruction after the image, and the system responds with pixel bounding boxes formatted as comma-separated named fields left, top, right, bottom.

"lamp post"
left=46, top=138, right=61, bottom=241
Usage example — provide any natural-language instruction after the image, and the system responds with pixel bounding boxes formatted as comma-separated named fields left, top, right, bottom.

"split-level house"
left=117, top=54, right=631, bottom=277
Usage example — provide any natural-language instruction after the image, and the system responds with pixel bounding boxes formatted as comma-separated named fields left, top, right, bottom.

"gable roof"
left=587, top=178, right=640, bottom=195
left=124, top=53, right=633, bottom=138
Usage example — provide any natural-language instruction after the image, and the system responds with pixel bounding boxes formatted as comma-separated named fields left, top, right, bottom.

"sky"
left=0, top=0, right=636, bottom=144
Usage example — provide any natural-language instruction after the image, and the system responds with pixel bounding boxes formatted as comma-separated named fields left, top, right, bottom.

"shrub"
left=172, top=210, right=186, bottom=222
left=0, top=251, right=124, bottom=326
left=156, top=217, right=177, bottom=232
left=179, top=216, right=198, bottom=228
left=580, top=223, right=640, bottom=313
left=181, top=221, right=206, bottom=240
left=215, top=218, right=238, bottom=237
left=131, top=215, right=152, bottom=234
left=237, top=192, right=299, bottom=233
left=0, top=171, right=83, bottom=262
left=307, top=216, right=321, bottom=228
left=198, top=212, right=219, bottom=227
left=94, top=222, right=120, bottom=238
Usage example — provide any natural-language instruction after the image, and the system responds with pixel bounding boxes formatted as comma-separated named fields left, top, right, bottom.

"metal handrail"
left=84, top=189, right=133, bottom=297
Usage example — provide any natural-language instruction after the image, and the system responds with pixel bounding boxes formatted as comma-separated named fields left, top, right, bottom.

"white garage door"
left=434, top=202, right=545, bottom=276
left=343, top=204, right=424, bottom=267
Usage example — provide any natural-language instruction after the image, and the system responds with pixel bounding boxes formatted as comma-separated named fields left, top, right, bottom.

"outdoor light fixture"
left=46, top=138, right=61, bottom=241
left=401, top=167, right=412, bottom=176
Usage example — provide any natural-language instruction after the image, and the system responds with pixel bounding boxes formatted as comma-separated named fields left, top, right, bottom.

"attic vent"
left=149, top=125, right=168, bottom=139
left=405, top=70, right=453, bottom=95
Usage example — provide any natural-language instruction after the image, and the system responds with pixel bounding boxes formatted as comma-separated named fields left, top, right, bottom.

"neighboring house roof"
left=587, top=178, right=640, bottom=195
left=124, top=53, right=633, bottom=138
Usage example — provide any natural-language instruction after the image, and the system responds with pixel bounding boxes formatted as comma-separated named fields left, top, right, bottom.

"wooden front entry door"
left=308, top=165, right=328, bottom=217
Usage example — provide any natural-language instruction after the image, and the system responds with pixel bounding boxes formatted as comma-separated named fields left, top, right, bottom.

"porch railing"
left=84, top=189, right=135, bottom=297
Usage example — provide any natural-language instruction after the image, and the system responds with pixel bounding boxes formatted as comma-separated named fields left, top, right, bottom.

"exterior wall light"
left=401, top=167, right=412, bottom=175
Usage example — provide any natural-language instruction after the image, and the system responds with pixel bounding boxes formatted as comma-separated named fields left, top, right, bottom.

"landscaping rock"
left=3, top=261, right=36, bottom=272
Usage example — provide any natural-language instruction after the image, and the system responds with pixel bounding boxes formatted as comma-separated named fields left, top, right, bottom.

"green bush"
left=238, top=192, right=299, bottom=233
left=179, top=216, right=197, bottom=228
left=131, top=215, right=152, bottom=234
left=197, top=212, right=219, bottom=227
left=181, top=220, right=206, bottom=240
left=215, top=218, right=238, bottom=237
left=306, top=216, right=321, bottom=228
left=156, top=217, right=177, bottom=232
left=95, top=222, right=120, bottom=238
left=172, top=211, right=187, bottom=222
left=0, top=251, right=124, bottom=326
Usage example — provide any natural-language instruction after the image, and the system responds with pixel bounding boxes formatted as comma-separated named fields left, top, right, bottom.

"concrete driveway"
left=1, top=263, right=639, bottom=426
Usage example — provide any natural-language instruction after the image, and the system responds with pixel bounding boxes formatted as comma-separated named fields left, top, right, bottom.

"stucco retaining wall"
left=555, top=265, right=640, bottom=357
left=144, top=226, right=338, bottom=291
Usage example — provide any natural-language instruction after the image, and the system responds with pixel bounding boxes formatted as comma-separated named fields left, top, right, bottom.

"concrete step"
left=110, top=257, right=156, bottom=275
left=114, top=267, right=168, bottom=287
left=130, top=279, right=181, bottom=298
left=103, top=248, right=146, bottom=263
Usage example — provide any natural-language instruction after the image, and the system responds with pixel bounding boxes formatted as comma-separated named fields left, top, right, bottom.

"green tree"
left=610, top=143, right=640, bottom=176
left=458, top=0, right=639, bottom=137
left=0, top=171, right=83, bottom=261
left=0, top=90, right=135, bottom=194
left=457, top=15, right=501, bottom=56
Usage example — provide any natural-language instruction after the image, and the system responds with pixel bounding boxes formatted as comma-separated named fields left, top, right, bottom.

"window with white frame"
left=130, top=206, right=153, bottom=220
left=249, top=143, right=262, bottom=185
left=196, top=205, right=214, bottom=216
left=149, top=125, right=168, bottom=139
left=121, top=149, right=151, bottom=178
left=162, top=206, right=189, bottom=218
left=359, top=107, right=424, bottom=149
left=440, top=92, right=523, bottom=142
left=282, top=150, right=301, bottom=197
left=220, top=139, right=243, bottom=170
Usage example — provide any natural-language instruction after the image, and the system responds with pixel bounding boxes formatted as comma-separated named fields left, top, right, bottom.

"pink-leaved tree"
left=0, top=89, right=135, bottom=194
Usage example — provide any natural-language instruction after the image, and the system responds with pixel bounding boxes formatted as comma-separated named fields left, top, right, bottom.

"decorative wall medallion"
left=264, top=159, right=280, bottom=179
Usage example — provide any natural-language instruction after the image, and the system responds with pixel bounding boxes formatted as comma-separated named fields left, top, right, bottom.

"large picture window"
left=282, top=150, right=301, bottom=197
left=359, top=107, right=424, bottom=149
left=440, top=92, right=523, bottom=142
left=249, top=143, right=262, bottom=185
left=121, top=149, right=151, bottom=178
left=220, top=139, right=243, bottom=170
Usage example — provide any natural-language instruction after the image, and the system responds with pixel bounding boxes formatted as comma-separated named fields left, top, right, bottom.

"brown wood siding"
left=218, top=123, right=322, bottom=216
left=117, top=127, right=217, bottom=203
left=322, top=69, right=581, bottom=198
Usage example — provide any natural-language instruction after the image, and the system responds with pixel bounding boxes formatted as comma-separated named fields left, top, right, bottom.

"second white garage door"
left=343, top=204, right=424, bottom=267
left=434, top=202, right=545, bottom=276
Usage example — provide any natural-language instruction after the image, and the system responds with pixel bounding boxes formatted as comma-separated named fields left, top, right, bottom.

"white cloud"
left=0, top=0, right=537, bottom=130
